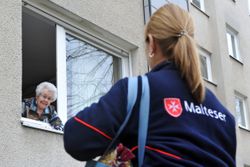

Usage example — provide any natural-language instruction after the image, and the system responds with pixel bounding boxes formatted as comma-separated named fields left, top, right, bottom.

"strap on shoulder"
left=104, top=77, right=138, bottom=153
left=138, top=75, right=150, bottom=167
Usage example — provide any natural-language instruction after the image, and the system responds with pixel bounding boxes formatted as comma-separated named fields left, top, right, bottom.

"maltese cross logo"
left=164, top=98, right=183, bottom=117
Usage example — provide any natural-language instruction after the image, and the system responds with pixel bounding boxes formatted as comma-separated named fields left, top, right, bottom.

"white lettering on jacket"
left=184, top=101, right=226, bottom=122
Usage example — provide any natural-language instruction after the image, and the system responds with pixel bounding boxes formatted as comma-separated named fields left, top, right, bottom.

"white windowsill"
left=204, top=78, right=217, bottom=87
left=20, top=117, right=63, bottom=134
left=229, top=55, right=243, bottom=65
left=239, top=125, right=250, bottom=132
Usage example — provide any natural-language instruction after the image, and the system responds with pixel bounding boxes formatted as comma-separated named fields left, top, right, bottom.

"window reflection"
left=200, top=55, right=208, bottom=80
left=144, top=0, right=188, bottom=23
left=235, top=97, right=246, bottom=127
left=66, top=34, right=121, bottom=118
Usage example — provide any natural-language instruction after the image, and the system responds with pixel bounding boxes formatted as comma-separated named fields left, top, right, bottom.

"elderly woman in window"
left=22, top=81, right=63, bottom=131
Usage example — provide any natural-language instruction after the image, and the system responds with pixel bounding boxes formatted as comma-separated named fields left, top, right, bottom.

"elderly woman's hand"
left=53, top=124, right=64, bottom=131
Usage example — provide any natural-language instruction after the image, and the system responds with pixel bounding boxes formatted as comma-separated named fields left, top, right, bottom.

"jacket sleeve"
left=63, top=78, right=128, bottom=161
left=48, top=107, right=64, bottom=131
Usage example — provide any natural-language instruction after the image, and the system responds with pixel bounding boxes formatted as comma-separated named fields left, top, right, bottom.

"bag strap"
left=103, top=76, right=150, bottom=167
left=104, top=77, right=138, bottom=153
left=138, top=75, right=150, bottom=167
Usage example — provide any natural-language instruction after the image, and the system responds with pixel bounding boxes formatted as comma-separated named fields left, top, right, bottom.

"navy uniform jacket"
left=64, top=61, right=236, bottom=167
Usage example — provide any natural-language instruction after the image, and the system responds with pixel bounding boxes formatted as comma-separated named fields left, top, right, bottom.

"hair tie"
left=177, top=30, right=188, bottom=37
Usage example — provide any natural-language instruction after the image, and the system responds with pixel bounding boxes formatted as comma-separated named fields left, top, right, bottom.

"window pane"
left=200, top=55, right=208, bottom=79
left=227, top=33, right=234, bottom=57
left=235, top=97, right=246, bottom=127
left=231, top=35, right=237, bottom=58
left=66, top=34, right=121, bottom=119
left=168, top=0, right=188, bottom=10
left=192, top=0, right=201, bottom=8
left=144, top=0, right=188, bottom=22
left=151, top=0, right=167, bottom=9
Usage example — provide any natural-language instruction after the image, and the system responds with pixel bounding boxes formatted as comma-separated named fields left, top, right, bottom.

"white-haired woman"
left=22, top=81, right=63, bottom=131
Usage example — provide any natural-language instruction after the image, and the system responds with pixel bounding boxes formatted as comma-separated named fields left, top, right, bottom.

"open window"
left=22, top=6, right=130, bottom=133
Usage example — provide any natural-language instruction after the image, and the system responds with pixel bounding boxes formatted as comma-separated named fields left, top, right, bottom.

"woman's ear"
left=148, top=34, right=156, bottom=57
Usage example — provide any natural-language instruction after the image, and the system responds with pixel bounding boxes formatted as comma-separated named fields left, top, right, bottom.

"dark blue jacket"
left=64, top=61, right=236, bottom=167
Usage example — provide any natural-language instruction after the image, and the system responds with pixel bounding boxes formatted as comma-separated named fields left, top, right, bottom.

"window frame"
left=22, top=2, right=133, bottom=131
left=235, top=92, right=248, bottom=129
left=226, top=25, right=241, bottom=62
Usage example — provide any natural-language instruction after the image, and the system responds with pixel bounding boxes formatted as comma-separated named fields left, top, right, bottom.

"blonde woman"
left=64, top=4, right=236, bottom=166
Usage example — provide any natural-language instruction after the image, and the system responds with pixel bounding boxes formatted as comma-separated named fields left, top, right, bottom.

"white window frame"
left=226, top=25, right=241, bottom=62
left=199, top=48, right=212, bottom=82
left=191, top=0, right=205, bottom=11
left=56, top=26, right=130, bottom=124
left=248, top=0, right=250, bottom=15
left=22, top=1, right=133, bottom=130
left=235, top=92, right=248, bottom=129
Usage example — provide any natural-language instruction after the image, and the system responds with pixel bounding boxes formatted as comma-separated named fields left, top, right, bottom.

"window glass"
left=191, top=0, right=205, bottom=11
left=226, top=33, right=234, bottom=57
left=199, top=48, right=212, bottom=82
left=151, top=0, right=167, bottom=13
left=192, top=0, right=201, bottom=8
left=66, top=34, right=121, bottom=119
left=200, top=55, right=208, bottom=79
left=235, top=95, right=247, bottom=128
left=168, top=0, right=189, bottom=10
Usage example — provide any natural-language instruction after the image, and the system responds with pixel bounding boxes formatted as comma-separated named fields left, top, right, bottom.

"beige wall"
left=1, top=0, right=249, bottom=166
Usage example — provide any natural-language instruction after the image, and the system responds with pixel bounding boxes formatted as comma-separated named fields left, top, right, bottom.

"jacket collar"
left=150, top=60, right=176, bottom=72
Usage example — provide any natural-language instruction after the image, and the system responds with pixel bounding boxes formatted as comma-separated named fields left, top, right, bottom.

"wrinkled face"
left=36, top=88, right=54, bottom=111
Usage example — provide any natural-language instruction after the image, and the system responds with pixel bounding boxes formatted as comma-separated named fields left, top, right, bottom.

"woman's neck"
left=37, top=108, right=44, bottom=117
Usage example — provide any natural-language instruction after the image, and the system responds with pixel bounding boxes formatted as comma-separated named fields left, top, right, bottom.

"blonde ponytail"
left=173, top=34, right=205, bottom=103
left=146, top=3, right=205, bottom=103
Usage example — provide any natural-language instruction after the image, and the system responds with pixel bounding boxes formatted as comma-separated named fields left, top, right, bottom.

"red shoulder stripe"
left=74, top=116, right=112, bottom=140
left=131, top=145, right=182, bottom=160
left=145, top=146, right=182, bottom=160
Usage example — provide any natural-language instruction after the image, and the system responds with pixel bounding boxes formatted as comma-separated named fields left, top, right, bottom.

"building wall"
left=0, top=0, right=249, bottom=166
